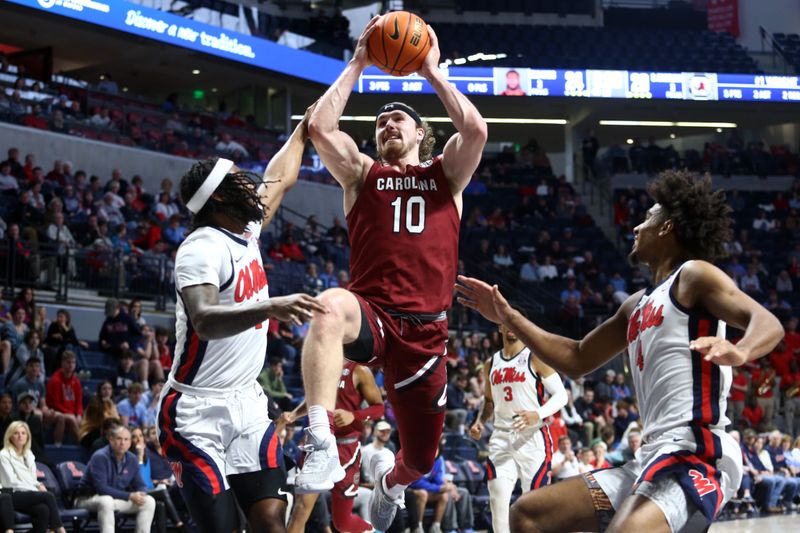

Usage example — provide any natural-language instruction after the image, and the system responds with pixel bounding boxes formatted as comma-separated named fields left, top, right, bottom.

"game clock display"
left=357, top=66, right=800, bottom=102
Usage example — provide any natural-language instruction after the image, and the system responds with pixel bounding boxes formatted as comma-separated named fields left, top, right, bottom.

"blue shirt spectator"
left=79, top=444, right=146, bottom=500
left=117, top=383, right=147, bottom=427
left=609, top=272, right=627, bottom=293
left=409, top=455, right=445, bottom=493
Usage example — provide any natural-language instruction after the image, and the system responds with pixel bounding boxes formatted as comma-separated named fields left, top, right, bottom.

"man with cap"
left=156, top=107, right=326, bottom=533
left=296, top=15, right=488, bottom=531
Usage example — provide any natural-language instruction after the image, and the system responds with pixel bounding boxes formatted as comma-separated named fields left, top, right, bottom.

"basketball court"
left=709, top=513, right=800, bottom=532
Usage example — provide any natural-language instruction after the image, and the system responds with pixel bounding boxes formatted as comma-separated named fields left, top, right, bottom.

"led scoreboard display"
left=357, top=67, right=800, bottom=103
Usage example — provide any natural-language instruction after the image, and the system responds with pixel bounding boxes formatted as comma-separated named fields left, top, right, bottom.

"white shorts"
left=585, top=426, right=742, bottom=532
left=156, top=379, right=281, bottom=495
left=486, top=425, right=553, bottom=491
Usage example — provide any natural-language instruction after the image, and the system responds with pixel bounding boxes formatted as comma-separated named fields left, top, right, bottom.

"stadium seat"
left=36, top=462, right=91, bottom=531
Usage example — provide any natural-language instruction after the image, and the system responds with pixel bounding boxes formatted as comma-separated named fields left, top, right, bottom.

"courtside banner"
left=6, top=0, right=344, bottom=84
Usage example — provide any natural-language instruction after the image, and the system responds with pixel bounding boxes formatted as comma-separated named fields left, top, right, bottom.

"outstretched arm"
left=455, top=275, right=641, bottom=378
left=307, top=17, right=378, bottom=188
left=181, top=284, right=327, bottom=341
left=678, top=261, right=783, bottom=365
left=258, top=104, right=313, bottom=227
left=418, top=26, right=487, bottom=193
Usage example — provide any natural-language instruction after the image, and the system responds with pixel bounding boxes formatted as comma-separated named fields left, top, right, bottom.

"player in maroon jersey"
left=284, top=361, right=384, bottom=533
left=294, top=15, right=487, bottom=530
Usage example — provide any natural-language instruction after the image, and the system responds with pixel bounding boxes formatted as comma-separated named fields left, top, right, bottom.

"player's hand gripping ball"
left=367, top=11, right=432, bottom=76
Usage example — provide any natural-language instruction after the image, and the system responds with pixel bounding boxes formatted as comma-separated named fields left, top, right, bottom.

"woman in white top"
left=0, top=421, right=65, bottom=533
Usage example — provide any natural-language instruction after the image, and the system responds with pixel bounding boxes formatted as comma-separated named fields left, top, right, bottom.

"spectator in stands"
left=574, top=387, right=604, bottom=445
left=409, top=444, right=450, bottom=533
left=77, top=425, right=156, bottom=533
left=99, top=298, right=141, bottom=358
left=776, top=270, right=793, bottom=293
left=763, top=289, right=792, bottom=317
left=132, top=217, right=161, bottom=251
left=115, top=350, right=139, bottom=395
left=591, top=441, right=610, bottom=469
left=446, top=372, right=477, bottom=433
left=162, top=215, right=186, bottom=248
left=728, top=366, right=747, bottom=427
left=520, top=255, right=540, bottom=283
left=97, top=192, right=125, bottom=228
left=560, top=390, right=583, bottom=444
left=741, top=396, right=764, bottom=430
left=492, top=243, right=513, bottom=269
left=9, top=329, right=45, bottom=387
left=215, top=132, right=249, bottom=159
left=318, top=260, right=339, bottom=289
left=258, top=359, right=293, bottom=412
left=96, top=73, right=119, bottom=94
left=49, top=109, right=68, bottom=134
left=45, top=351, right=82, bottom=444
left=79, top=381, right=119, bottom=450
left=537, top=255, right=558, bottom=280
left=560, top=278, right=581, bottom=303
left=753, top=209, right=776, bottom=232
left=741, top=430, right=786, bottom=513
left=129, top=426, right=187, bottom=531
left=754, top=358, right=777, bottom=429
left=551, top=435, right=580, bottom=481
left=117, top=382, right=147, bottom=428
left=0, top=395, right=11, bottom=441
left=1, top=149, right=23, bottom=181
left=11, top=391, right=46, bottom=464
left=612, top=399, right=639, bottom=443
left=9, top=355, right=51, bottom=415
left=46, top=211, right=75, bottom=251
left=22, top=104, right=47, bottom=130
left=740, top=265, right=762, bottom=295
left=153, top=192, right=178, bottom=223
left=142, top=381, right=163, bottom=427
left=135, top=325, right=165, bottom=387
left=89, top=107, right=113, bottom=129
left=303, top=263, right=324, bottom=295
left=0, top=161, right=17, bottom=192
left=0, top=421, right=66, bottom=533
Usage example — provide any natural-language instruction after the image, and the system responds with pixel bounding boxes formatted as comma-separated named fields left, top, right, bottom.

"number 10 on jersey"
left=391, top=195, right=426, bottom=234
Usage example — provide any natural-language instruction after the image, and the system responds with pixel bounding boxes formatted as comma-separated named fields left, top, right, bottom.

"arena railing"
left=0, top=240, right=170, bottom=310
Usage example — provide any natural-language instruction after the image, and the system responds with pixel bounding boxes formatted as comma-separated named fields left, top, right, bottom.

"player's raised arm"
left=307, top=17, right=379, bottom=188
left=677, top=260, right=784, bottom=365
left=456, top=275, right=642, bottom=378
left=258, top=103, right=314, bottom=227
left=418, top=26, right=487, bottom=193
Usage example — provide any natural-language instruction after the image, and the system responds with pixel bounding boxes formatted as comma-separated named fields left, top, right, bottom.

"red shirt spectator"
left=729, top=369, right=748, bottom=403
left=155, top=329, right=172, bottom=370
left=741, top=402, right=763, bottom=428
left=279, top=237, right=305, bottom=262
left=752, top=366, right=776, bottom=399
left=769, top=342, right=793, bottom=378
left=132, top=220, right=161, bottom=250
left=46, top=359, right=83, bottom=416
left=781, top=369, right=800, bottom=397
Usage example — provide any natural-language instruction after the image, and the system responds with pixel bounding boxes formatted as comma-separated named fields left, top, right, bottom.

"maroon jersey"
left=346, top=157, right=460, bottom=313
left=335, top=360, right=363, bottom=439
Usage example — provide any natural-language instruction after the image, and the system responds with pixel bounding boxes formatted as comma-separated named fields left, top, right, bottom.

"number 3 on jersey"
left=391, top=196, right=426, bottom=234
left=503, top=386, right=513, bottom=402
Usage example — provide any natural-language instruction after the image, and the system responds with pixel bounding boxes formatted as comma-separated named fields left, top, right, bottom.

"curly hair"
left=647, top=170, right=732, bottom=262
left=418, top=120, right=436, bottom=162
left=180, top=157, right=263, bottom=231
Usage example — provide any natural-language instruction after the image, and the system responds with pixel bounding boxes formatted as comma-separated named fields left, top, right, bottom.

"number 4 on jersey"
left=391, top=195, right=426, bottom=234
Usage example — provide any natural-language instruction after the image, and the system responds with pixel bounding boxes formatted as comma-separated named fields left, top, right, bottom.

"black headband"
left=376, top=102, right=422, bottom=127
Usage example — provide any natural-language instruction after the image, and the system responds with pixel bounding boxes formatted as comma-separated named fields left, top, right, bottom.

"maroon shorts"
left=333, top=438, right=362, bottom=499
left=348, top=294, right=449, bottom=415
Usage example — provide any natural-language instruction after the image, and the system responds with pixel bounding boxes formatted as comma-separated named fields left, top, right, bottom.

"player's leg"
left=486, top=430, right=519, bottom=533
left=331, top=490, right=373, bottom=533
left=518, top=427, right=554, bottom=493
left=286, top=493, right=319, bottom=533
left=509, top=476, right=602, bottom=533
left=228, top=469, right=288, bottom=532
left=297, top=288, right=365, bottom=491
left=606, top=495, right=670, bottom=533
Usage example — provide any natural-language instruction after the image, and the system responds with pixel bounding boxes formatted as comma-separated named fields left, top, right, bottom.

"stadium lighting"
left=192, top=69, right=200, bottom=75
left=669, top=133, right=676, bottom=139
left=291, top=115, right=567, bottom=125
left=626, top=138, right=634, bottom=144
left=453, top=58, right=467, bottom=65
left=599, top=120, right=737, bottom=128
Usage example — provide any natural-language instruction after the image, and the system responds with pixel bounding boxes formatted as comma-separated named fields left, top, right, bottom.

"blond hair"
left=3, top=421, right=31, bottom=455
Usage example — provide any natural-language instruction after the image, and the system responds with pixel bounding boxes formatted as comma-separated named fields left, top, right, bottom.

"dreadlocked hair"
left=647, top=170, right=732, bottom=262
left=180, top=157, right=264, bottom=232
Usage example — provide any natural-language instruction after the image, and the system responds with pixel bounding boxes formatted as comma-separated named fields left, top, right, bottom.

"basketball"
left=367, top=11, right=432, bottom=77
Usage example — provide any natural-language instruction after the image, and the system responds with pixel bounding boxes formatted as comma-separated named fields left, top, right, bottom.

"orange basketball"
left=367, top=11, right=432, bottom=77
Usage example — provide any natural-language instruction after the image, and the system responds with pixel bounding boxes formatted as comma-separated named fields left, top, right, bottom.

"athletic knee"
left=510, top=498, right=545, bottom=533
left=313, top=289, right=358, bottom=329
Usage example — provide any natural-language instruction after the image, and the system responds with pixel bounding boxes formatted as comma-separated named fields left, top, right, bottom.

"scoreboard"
left=357, top=67, right=800, bottom=103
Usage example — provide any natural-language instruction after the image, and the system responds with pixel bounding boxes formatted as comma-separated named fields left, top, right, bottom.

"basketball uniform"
left=345, top=156, right=459, bottom=483
left=587, top=261, right=743, bottom=532
left=157, top=222, right=285, bottom=497
left=329, top=361, right=374, bottom=533
left=485, top=347, right=554, bottom=491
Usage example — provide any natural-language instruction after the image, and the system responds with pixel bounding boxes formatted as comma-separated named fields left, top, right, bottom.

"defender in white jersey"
left=456, top=171, right=783, bottom=533
left=157, top=107, right=327, bottom=533
left=469, top=313, right=567, bottom=533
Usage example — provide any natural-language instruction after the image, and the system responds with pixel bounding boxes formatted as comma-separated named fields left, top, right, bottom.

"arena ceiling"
left=1, top=1, right=797, bottom=151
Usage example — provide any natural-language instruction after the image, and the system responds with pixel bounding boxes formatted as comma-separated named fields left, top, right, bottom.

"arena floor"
left=709, top=513, right=800, bottom=532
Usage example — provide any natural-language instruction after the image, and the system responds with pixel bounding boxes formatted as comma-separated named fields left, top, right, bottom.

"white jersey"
left=489, top=347, right=544, bottom=431
left=627, top=261, right=731, bottom=442
left=171, top=222, right=269, bottom=390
